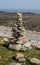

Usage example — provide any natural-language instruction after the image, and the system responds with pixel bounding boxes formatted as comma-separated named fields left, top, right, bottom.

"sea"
left=0, top=9, right=40, bottom=14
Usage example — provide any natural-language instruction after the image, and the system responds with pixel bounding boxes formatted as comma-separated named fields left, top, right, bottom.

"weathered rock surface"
left=30, top=58, right=40, bottom=64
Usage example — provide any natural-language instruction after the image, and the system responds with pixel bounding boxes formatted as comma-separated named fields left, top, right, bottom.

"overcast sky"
left=0, top=0, right=40, bottom=10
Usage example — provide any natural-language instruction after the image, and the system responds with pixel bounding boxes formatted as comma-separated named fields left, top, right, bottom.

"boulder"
left=9, top=44, right=22, bottom=50
left=18, top=58, right=26, bottom=62
left=16, top=53, right=24, bottom=59
left=30, top=58, right=40, bottom=64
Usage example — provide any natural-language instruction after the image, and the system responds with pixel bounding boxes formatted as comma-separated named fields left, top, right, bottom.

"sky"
left=0, top=0, right=40, bottom=10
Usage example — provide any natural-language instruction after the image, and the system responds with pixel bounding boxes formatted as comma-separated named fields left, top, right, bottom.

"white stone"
left=3, top=38, right=9, bottom=42
left=30, top=58, right=40, bottom=64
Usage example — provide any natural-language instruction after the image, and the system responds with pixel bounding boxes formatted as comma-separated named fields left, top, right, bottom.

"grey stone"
left=18, top=58, right=26, bottom=62
left=10, top=62, right=21, bottom=65
left=10, top=62, right=16, bottom=65
left=9, top=44, right=22, bottom=50
left=21, top=47, right=27, bottom=51
left=23, top=42, right=32, bottom=48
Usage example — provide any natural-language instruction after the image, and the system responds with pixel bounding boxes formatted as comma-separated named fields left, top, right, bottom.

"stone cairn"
left=9, top=12, right=27, bottom=51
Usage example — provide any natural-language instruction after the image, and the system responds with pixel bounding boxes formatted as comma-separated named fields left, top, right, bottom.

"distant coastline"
left=0, top=9, right=40, bottom=14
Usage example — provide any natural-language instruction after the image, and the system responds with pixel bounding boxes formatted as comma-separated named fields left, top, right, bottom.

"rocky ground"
left=0, top=26, right=40, bottom=65
left=0, top=26, right=40, bottom=42
left=26, top=30, right=40, bottom=41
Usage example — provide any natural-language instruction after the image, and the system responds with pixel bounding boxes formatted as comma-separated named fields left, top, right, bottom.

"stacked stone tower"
left=9, top=12, right=27, bottom=50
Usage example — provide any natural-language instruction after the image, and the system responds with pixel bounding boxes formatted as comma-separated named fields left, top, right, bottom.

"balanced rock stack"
left=9, top=12, right=27, bottom=50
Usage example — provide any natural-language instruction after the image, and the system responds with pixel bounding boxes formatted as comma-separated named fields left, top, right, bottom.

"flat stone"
left=16, top=40, right=22, bottom=44
left=18, top=58, right=26, bottom=62
left=30, top=58, right=40, bottom=64
left=18, top=37, right=27, bottom=43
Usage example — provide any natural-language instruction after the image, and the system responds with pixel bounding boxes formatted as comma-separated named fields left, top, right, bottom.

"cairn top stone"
left=17, top=12, right=22, bottom=21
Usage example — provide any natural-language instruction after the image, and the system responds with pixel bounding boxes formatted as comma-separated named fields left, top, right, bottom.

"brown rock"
left=18, top=37, right=27, bottom=43
left=18, top=27, right=24, bottom=30
left=16, top=53, right=24, bottom=59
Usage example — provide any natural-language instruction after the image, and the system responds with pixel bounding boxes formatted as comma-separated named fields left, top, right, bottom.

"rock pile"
left=9, top=12, right=28, bottom=51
